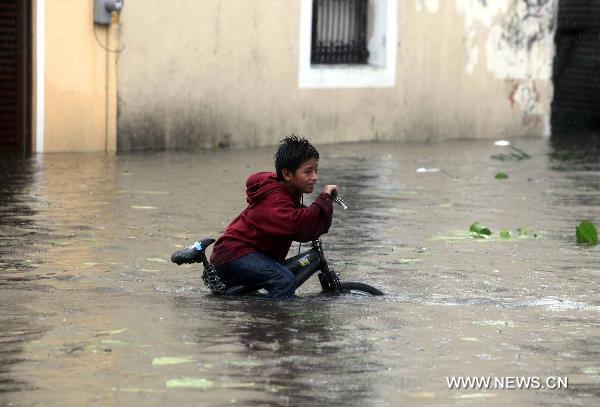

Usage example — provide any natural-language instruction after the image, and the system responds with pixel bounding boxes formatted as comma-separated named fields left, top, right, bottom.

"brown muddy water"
left=1, top=139, right=599, bottom=406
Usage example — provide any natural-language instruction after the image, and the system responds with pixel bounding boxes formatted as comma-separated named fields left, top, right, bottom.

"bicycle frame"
left=195, top=239, right=341, bottom=295
left=281, top=239, right=341, bottom=292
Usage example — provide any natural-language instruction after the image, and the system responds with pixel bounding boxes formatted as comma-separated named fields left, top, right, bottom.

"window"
left=299, top=0, right=397, bottom=88
left=311, top=0, right=369, bottom=65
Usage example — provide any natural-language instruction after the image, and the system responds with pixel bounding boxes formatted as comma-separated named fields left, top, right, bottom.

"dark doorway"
left=0, top=0, right=31, bottom=154
left=551, top=1, right=600, bottom=146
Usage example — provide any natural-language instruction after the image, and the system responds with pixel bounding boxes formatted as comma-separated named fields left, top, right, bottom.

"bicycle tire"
left=339, top=282, right=384, bottom=296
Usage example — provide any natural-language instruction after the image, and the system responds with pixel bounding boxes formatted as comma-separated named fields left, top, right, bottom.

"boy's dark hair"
left=274, top=135, right=319, bottom=180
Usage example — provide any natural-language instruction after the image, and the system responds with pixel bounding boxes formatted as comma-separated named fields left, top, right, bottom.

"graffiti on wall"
left=417, top=0, right=557, bottom=130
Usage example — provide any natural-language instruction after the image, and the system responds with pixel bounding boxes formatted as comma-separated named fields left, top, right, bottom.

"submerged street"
left=1, top=139, right=599, bottom=405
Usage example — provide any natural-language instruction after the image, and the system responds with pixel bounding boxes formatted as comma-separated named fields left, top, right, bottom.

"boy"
left=210, top=135, right=338, bottom=299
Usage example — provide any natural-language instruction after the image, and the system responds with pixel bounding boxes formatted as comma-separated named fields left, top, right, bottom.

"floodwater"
left=1, top=139, right=599, bottom=406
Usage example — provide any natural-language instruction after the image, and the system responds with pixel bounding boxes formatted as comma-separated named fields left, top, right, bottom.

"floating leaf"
left=111, top=387, right=164, bottom=393
left=576, top=221, right=598, bottom=245
left=516, top=227, right=529, bottom=238
left=229, top=360, right=261, bottom=367
left=152, top=356, right=195, bottom=366
left=499, top=229, right=511, bottom=239
left=510, top=146, right=531, bottom=159
left=492, top=146, right=531, bottom=161
left=495, top=172, right=509, bottom=180
left=166, top=377, right=214, bottom=390
left=472, top=320, right=514, bottom=327
left=397, top=258, right=422, bottom=264
left=221, top=382, right=256, bottom=389
left=59, top=343, right=86, bottom=353
left=264, top=384, right=288, bottom=393
left=95, top=328, right=127, bottom=337
left=470, top=222, right=492, bottom=237
left=146, top=258, right=168, bottom=263
left=582, top=367, right=600, bottom=375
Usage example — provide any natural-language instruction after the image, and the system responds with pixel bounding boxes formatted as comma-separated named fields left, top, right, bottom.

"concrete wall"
left=39, top=0, right=117, bottom=152
left=117, top=0, right=557, bottom=150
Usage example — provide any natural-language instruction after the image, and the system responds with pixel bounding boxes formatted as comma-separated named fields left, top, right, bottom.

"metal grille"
left=311, top=0, right=369, bottom=64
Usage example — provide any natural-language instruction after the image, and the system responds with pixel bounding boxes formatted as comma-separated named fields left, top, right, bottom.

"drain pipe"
left=104, top=26, right=109, bottom=153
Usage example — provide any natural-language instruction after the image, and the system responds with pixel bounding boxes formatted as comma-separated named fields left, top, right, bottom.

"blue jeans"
left=216, top=252, right=296, bottom=299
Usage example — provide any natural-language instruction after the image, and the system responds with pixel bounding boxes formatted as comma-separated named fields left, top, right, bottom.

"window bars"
left=311, top=0, right=369, bottom=64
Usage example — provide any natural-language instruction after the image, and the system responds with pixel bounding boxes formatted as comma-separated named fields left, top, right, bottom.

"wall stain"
left=118, top=105, right=270, bottom=151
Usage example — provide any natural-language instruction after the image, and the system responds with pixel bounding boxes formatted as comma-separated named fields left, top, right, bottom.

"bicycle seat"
left=171, top=238, right=215, bottom=265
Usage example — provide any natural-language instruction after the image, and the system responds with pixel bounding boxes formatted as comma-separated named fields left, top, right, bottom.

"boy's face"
left=282, top=158, right=319, bottom=194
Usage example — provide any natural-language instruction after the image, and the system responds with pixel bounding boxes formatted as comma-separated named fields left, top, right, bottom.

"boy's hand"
left=323, top=185, right=338, bottom=196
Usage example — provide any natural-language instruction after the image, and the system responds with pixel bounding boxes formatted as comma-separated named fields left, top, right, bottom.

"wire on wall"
left=93, top=23, right=124, bottom=53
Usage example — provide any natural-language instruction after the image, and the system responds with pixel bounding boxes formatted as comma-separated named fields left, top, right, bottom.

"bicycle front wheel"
left=339, top=282, right=384, bottom=296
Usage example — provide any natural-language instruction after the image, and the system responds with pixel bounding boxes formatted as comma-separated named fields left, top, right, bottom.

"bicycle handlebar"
left=331, top=190, right=348, bottom=210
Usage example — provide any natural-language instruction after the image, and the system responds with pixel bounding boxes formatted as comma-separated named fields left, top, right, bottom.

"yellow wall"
left=41, top=0, right=117, bottom=152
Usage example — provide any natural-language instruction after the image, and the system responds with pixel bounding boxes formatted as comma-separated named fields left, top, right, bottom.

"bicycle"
left=171, top=237, right=384, bottom=297
left=171, top=191, right=384, bottom=297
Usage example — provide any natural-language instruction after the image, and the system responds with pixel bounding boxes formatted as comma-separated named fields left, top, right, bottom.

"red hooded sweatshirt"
left=210, top=172, right=333, bottom=267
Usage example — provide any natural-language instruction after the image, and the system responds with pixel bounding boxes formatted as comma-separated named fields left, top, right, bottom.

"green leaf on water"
left=582, top=367, right=600, bottom=375
left=264, top=384, right=288, bottom=393
left=495, top=172, right=509, bottom=180
left=516, top=227, right=528, bottom=237
left=491, top=146, right=531, bottom=161
left=576, top=221, right=598, bottom=245
left=229, top=360, right=261, bottom=368
left=166, top=377, right=214, bottom=390
left=470, top=222, right=492, bottom=237
left=499, top=229, right=512, bottom=239
left=397, top=258, right=422, bottom=264
left=152, top=356, right=195, bottom=366
left=95, top=328, right=127, bottom=337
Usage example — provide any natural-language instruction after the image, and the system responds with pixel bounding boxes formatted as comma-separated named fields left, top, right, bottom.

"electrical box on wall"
left=94, top=0, right=124, bottom=25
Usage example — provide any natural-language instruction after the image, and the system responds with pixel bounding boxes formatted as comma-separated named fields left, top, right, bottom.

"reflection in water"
left=548, top=140, right=600, bottom=207
left=0, top=139, right=599, bottom=405
left=177, top=296, right=380, bottom=406
left=0, top=155, right=45, bottom=396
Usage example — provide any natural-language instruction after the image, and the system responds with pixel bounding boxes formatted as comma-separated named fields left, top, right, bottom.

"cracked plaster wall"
left=419, top=0, right=556, bottom=135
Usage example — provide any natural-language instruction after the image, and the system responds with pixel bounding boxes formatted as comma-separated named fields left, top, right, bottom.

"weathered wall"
left=117, top=0, right=557, bottom=150
left=42, top=0, right=117, bottom=152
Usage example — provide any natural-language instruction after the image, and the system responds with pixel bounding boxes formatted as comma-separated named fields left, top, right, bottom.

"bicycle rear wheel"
left=339, top=282, right=384, bottom=296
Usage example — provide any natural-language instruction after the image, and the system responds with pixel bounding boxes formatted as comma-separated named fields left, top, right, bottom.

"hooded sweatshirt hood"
left=209, top=171, right=334, bottom=267
left=245, top=172, right=300, bottom=207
